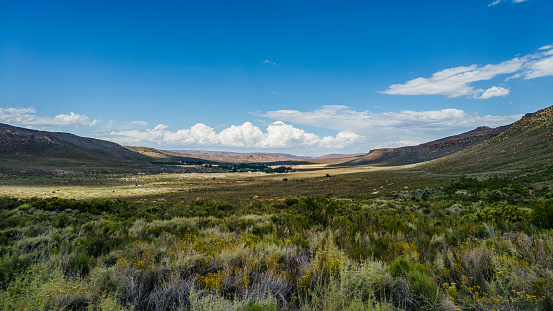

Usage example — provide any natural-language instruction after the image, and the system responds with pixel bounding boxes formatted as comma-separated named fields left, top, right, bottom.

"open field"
left=0, top=164, right=454, bottom=202
left=1, top=165, right=552, bottom=310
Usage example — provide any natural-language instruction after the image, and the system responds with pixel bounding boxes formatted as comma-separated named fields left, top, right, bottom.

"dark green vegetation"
left=219, top=163, right=291, bottom=173
left=1, top=169, right=553, bottom=310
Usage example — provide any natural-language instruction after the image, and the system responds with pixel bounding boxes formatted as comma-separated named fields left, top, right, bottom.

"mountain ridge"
left=424, top=105, right=553, bottom=173
left=340, top=125, right=509, bottom=167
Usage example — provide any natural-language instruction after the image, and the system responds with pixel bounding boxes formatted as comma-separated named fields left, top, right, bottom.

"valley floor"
left=1, top=166, right=552, bottom=310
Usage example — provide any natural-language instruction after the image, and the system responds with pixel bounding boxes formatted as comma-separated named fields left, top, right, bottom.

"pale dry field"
left=0, top=163, right=436, bottom=202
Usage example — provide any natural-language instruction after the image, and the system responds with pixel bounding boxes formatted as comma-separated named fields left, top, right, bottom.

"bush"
left=0, top=254, right=30, bottom=289
left=532, top=199, right=553, bottom=228
left=407, top=270, right=441, bottom=307
left=240, top=301, right=278, bottom=311
left=174, top=223, right=199, bottom=236
left=389, top=256, right=410, bottom=277
left=477, top=204, right=530, bottom=223
left=285, top=198, right=299, bottom=206
left=68, top=253, right=92, bottom=276
left=475, top=224, right=491, bottom=239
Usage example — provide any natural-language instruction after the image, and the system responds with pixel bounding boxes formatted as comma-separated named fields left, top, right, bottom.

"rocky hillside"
left=0, top=123, right=151, bottom=172
left=342, top=125, right=508, bottom=167
left=425, top=105, right=553, bottom=173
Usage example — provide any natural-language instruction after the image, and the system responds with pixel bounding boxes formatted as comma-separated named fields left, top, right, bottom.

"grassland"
left=0, top=164, right=451, bottom=202
left=1, top=162, right=553, bottom=310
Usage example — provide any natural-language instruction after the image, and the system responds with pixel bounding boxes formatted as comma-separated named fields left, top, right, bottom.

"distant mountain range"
left=1, top=105, right=551, bottom=174
left=170, top=150, right=312, bottom=162
left=168, top=150, right=365, bottom=163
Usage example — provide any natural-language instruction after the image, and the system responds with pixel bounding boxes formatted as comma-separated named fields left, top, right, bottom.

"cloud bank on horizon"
left=107, top=122, right=361, bottom=150
left=0, top=104, right=524, bottom=153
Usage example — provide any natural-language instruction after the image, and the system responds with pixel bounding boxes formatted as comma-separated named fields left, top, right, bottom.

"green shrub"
left=174, top=223, right=199, bottom=236
left=285, top=197, right=299, bottom=206
left=68, top=253, right=92, bottom=276
left=0, top=266, right=87, bottom=311
left=292, top=236, right=309, bottom=249
left=407, top=270, right=441, bottom=307
left=251, top=223, right=272, bottom=236
left=340, top=259, right=387, bottom=302
left=532, top=199, right=553, bottom=228
left=0, top=254, right=30, bottom=289
left=389, top=256, right=409, bottom=277
left=240, top=301, right=278, bottom=311
left=475, top=224, right=491, bottom=239
left=477, top=204, right=530, bottom=223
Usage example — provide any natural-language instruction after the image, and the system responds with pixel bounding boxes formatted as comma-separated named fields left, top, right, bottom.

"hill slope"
left=341, top=125, right=508, bottom=167
left=424, top=105, right=553, bottom=173
left=0, top=123, right=151, bottom=172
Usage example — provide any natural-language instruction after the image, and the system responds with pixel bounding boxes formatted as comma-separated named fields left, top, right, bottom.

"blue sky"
left=1, top=0, right=552, bottom=156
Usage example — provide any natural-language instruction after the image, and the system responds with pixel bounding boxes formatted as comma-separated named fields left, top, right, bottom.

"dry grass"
left=0, top=164, right=449, bottom=202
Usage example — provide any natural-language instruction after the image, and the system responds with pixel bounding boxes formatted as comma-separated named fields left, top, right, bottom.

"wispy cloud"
left=263, top=60, right=279, bottom=66
left=489, top=0, right=529, bottom=6
left=262, top=105, right=522, bottom=149
left=107, top=121, right=362, bottom=150
left=524, top=55, right=553, bottom=79
left=0, top=107, right=98, bottom=128
left=380, top=46, right=553, bottom=99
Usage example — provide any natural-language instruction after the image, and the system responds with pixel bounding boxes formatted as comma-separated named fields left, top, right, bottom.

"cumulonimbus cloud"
left=107, top=121, right=362, bottom=150
left=0, top=107, right=98, bottom=128
left=381, top=45, right=553, bottom=98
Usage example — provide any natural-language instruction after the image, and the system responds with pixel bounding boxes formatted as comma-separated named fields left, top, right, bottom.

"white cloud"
left=262, top=105, right=522, bottom=150
left=381, top=59, right=523, bottom=98
left=489, top=0, right=529, bottom=5
left=524, top=56, right=553, bottom=79
left=476, top=86, right=510, bottom=99
left=263, top=106, right=519, bottom=132
left=107, top=121, right=362, bottom=150
left=381, top=46, right=553, bottom=99
left=539, top=45, right=553, bottom=50
left=504, top=73, right=521, bottom=82
left=130, top=120, right=149, bottom=126
left=0, top=107, right=98, bottom=128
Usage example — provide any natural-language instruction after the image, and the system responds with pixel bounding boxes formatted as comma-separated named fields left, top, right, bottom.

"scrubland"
left=1, top=167, right=553, bottom=310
